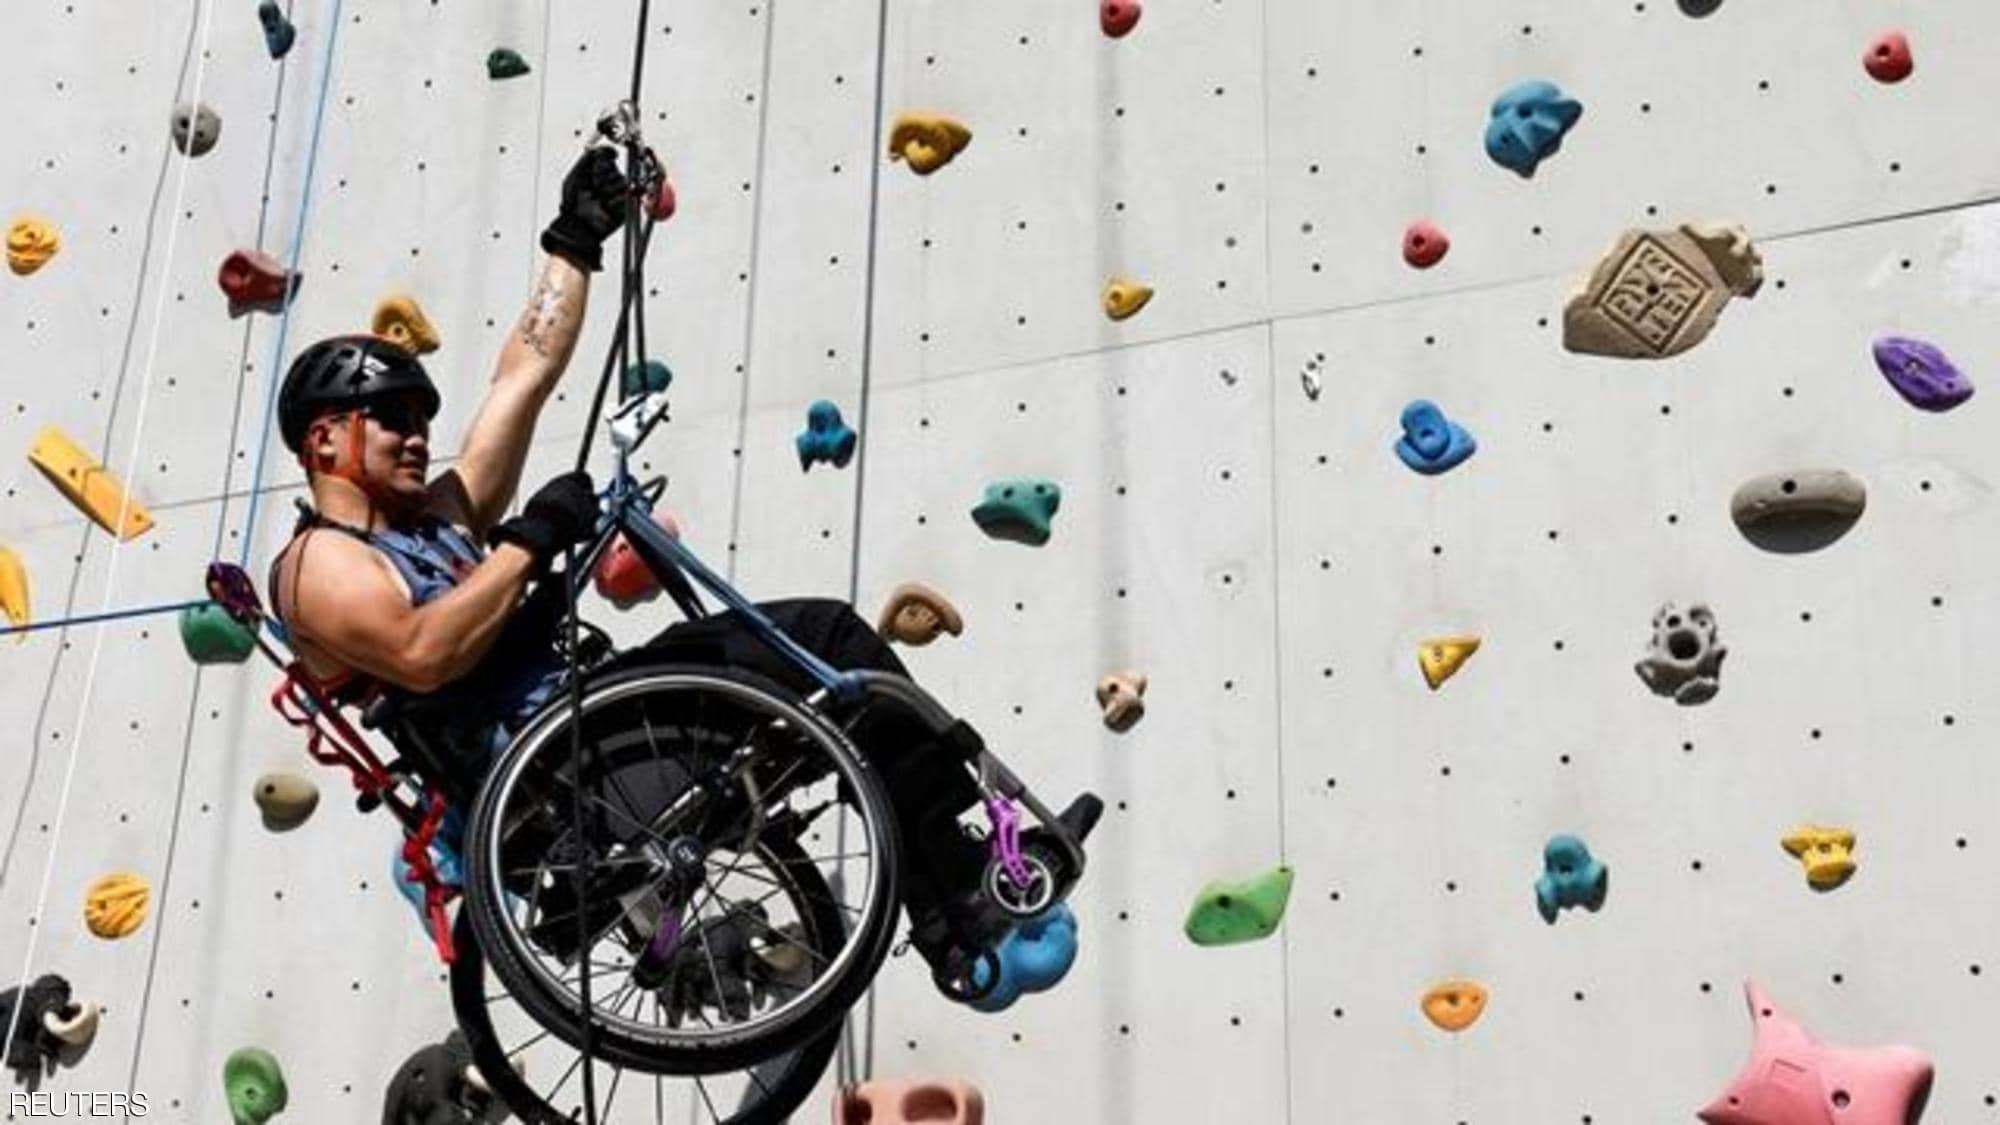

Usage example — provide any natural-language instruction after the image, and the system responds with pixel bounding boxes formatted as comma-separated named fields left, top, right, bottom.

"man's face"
left=308, top=392, right=431, bottom=508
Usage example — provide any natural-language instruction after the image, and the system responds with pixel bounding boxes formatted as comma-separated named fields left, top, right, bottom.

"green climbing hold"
left=223, top=1047, right=288, bottom=1125
left=179, top=603, right=254, bottom=664
left=1185, top=865, right=1294, bottom=946
left=486, top=48, right=531, bottom=80
left=970, top=478, right=1061, bottom=546
left=622, top=358, right=674, bottom=397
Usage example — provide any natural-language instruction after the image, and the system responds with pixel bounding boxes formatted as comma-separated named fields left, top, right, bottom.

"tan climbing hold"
left=887, top=112, right=972, bottom=175
left=1418, top=635, right=1481, bottom=690
left=1102, top=277, right=1154, bottom=321
left=0, top=544, right=27, bottom=636
left=44, top=999, right=101, bottom=1049
left=836, top=1079, right=985, bottom=1125
left=371, top=293, right=441, bottom=355
left=28, top=425, right=155, bottom=540
left=253, top=772, right=320, bottom=831
left=6, top=216, right=60, bottom=276
left=1095, top=671, right=1147, bottom=732
left=1422, top=979, right=1489, bottom=1032
left=1564, top=221, right=1762, bottom=359
left=876, top=582, right=962, bottom=646
left=83, top=872, right=150, bottom=939
left=1782, top=825, right=1857, bottom=892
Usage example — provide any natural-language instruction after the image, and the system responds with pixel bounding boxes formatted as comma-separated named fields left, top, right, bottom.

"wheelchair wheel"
left=450, top=911, right=841, bottom=1124
left=462, top=663, right=902, bottom=1076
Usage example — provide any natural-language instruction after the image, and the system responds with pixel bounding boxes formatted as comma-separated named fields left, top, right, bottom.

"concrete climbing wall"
left=4, top=0, right=2000, bottom=1122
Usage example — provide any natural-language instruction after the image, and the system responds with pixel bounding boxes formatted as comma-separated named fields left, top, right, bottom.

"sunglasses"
left=358, top=398, right=430, bottom=436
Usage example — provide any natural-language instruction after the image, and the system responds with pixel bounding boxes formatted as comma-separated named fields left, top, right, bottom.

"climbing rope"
left=0, top=0, right=227, bottom=1083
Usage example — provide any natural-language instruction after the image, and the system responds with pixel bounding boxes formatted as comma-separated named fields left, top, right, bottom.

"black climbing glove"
left=488, top=470, right=600, bottom=572
left=540, top=147, right=631, bottom=272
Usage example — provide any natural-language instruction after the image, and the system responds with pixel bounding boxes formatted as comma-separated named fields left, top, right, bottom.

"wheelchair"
left=205, top=390, right=1102, bottom=1124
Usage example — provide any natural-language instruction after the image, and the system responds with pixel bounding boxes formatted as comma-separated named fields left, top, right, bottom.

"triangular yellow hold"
left=27, top=425, right=154, bottom=541
left=1418, top=634, right=1481, bottom=690
left=0, top=544, right=27, bottom=638
left=1102, top=277, right=1154, bottom=321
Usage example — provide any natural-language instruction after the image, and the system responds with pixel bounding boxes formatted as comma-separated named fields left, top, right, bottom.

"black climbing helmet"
left=278, top=334, right=439, bottom=453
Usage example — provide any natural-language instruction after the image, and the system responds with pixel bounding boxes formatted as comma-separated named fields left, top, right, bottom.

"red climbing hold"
left=649, top=174, right=676, bottom=223
left=1403, top=221, right=1450, bottom=269
left=1864, top=31, right=1912, bottom=83
left=593, top=511, right=683, bottom=608
left=217, top=249, right=301, bottom=318
left=1101, top=0, right=1141, bottom=38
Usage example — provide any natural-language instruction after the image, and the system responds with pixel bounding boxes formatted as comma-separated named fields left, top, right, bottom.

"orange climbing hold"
left=1102, top=277, right=1154, bottom=321
left=888, top=112, right=972, bottom=175
left=876, top=582, right=962, bottom=645
left=1422, top=979, right=1489, bottom=1032
left=6, top=216, right=60, bottom=276
left=1418, top=635, right=1480, bottom=690
left=83, top=872, right=150, bottom=939
left=28, top=426, right=155, bottom=541
left=372, top=293, right=441, bottom=355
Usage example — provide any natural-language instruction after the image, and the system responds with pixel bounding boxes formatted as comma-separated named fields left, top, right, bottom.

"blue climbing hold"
left=257, top=1, right=296, bottom=59
left=795, top=399, right=858, bottom=471
left=1394, top=400, right=1476, bottom=475
left=968, top=903, right=1078, bottom=1013
left=971, top=478, right=1062, bottom=545
left=1535, top=835, right=1609, bottom=924
left=1484, top=80, right=1583, bottom=177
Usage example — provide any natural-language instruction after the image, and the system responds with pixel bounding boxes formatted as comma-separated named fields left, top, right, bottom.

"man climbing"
left=267, top=141, right=1010, bottom=992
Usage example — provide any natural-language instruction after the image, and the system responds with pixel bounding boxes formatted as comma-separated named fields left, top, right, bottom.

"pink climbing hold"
left=1101, top=0, right=1141, bottom=38
left=1697, top=981, right=1933, bottom=1125
left=1403, top=221, right=1450, bottom=269
left=1864, top=31, right=1913, bottom=83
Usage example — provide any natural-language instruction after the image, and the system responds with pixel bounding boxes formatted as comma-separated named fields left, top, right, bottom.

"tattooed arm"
left=425, top=253, right=591, bottom=537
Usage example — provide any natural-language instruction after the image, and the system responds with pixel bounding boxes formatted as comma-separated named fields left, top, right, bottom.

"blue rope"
left=237, top=0, right=347, bottom=565
left=0, top=599, right=208, bottom=638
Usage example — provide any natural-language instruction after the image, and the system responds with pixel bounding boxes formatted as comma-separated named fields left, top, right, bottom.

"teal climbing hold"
left=968, top=903, right=1079, bottom=1012
left=971, top=479, right=1061, bottom=545
left=1485, top=80, right=1583, bottom=177
left=179, top=603, right=255, bottom=664
left=796, top=400, right=857, bottom=471
left=257, top=1, right=296, bottom=59
left=1185, top=865, right=1294, bottom=946
left=621, top=358, right=673, bottom=398
left=486, top=49, right=531, bottom=80
left=223, top=1047, right=288, bottom=1125
left=1535, top=835, right=1609, bottom=923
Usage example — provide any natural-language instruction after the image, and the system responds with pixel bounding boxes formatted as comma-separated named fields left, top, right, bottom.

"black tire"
left=449, top=911, right=843, bottom=1125
left=461, top=662, right=902, bottom=1075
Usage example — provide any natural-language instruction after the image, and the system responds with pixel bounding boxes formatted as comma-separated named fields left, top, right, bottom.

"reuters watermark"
left=8, top=1092, right=149, bottom=1118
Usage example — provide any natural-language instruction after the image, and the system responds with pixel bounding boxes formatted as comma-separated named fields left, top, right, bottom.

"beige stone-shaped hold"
left=371, top=293, right=441, bottom=355
left=1102, top=277, right=1154, bottom=321
left=1095, top=670, right=1147, bottom=732
left=887, top=112, right=972, bottom=175
left=835, top=1079, right=985, bottom=1125
left=877, top=582, right=962, bottom=646
left=1730, top=469, right=1866, bottom=531
left=253, top=772, right=320, bottom=831
left=1564, top=221, right=1762, bottom=359
left=45, top=999, right=101, bottom=1049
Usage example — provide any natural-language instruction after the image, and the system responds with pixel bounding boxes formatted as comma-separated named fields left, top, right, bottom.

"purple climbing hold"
left=1873, top=336, right=1972, bottom=412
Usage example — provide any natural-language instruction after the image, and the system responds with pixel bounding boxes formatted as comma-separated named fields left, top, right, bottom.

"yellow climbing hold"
left=1418, top=634, right=1481, bottom=690
left=83, top=872, right=150, bottom=939
left=1422, top=979, right=1489, bottom=1032
left=371, top=293, right=441, bottom=355
left=27, top=426, right=154, bottom=541
left=1781, top=825, right=1857, bottom=891
left=1102, top=277, right=1154, bottom=321
left=6, top=216, right=60, bottom=276
left=0, top=544, right=26, bottom=637
left=887, top=112, right=972, bottom=175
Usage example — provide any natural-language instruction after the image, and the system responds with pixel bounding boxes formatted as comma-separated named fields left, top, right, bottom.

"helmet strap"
left=311, top=413, right=390, bottom=509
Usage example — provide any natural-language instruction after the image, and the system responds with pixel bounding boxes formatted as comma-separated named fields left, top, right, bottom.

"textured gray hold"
left=170, top=102, right=221, bottom=157
left=1730, top=469, right=1867, bottom=530
left=1635, top=602, right=1727, bottom=705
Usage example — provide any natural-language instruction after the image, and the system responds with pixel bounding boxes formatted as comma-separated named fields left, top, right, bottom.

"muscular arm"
left=427, top=253, right=592, bottom=537
left=281, top=530, right=541, bottom=694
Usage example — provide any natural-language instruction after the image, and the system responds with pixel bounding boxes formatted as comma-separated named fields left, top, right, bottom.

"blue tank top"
left=272, top=508, right=569, bottom=758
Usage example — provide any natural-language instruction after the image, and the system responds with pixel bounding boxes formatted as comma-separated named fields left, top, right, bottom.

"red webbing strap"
left=399, top=792, right=458, bottom=964
left=268, top=666, right=396, bottom=798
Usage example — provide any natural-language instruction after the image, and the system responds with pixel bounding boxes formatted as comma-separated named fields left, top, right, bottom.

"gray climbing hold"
left=1635, top=602, right=1726, bottom=705
left=1730, top=469, right=1866, bottom=552
left=171, top=102, right=221, bottom=157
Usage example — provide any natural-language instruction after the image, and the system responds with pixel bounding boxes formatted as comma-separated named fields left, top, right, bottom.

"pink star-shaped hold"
left=1698, top=981, right=1933, bottom=1125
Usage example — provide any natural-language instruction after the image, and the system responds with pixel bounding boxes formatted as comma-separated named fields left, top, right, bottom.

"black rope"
left=561, top=2, right=654, bottom=1120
